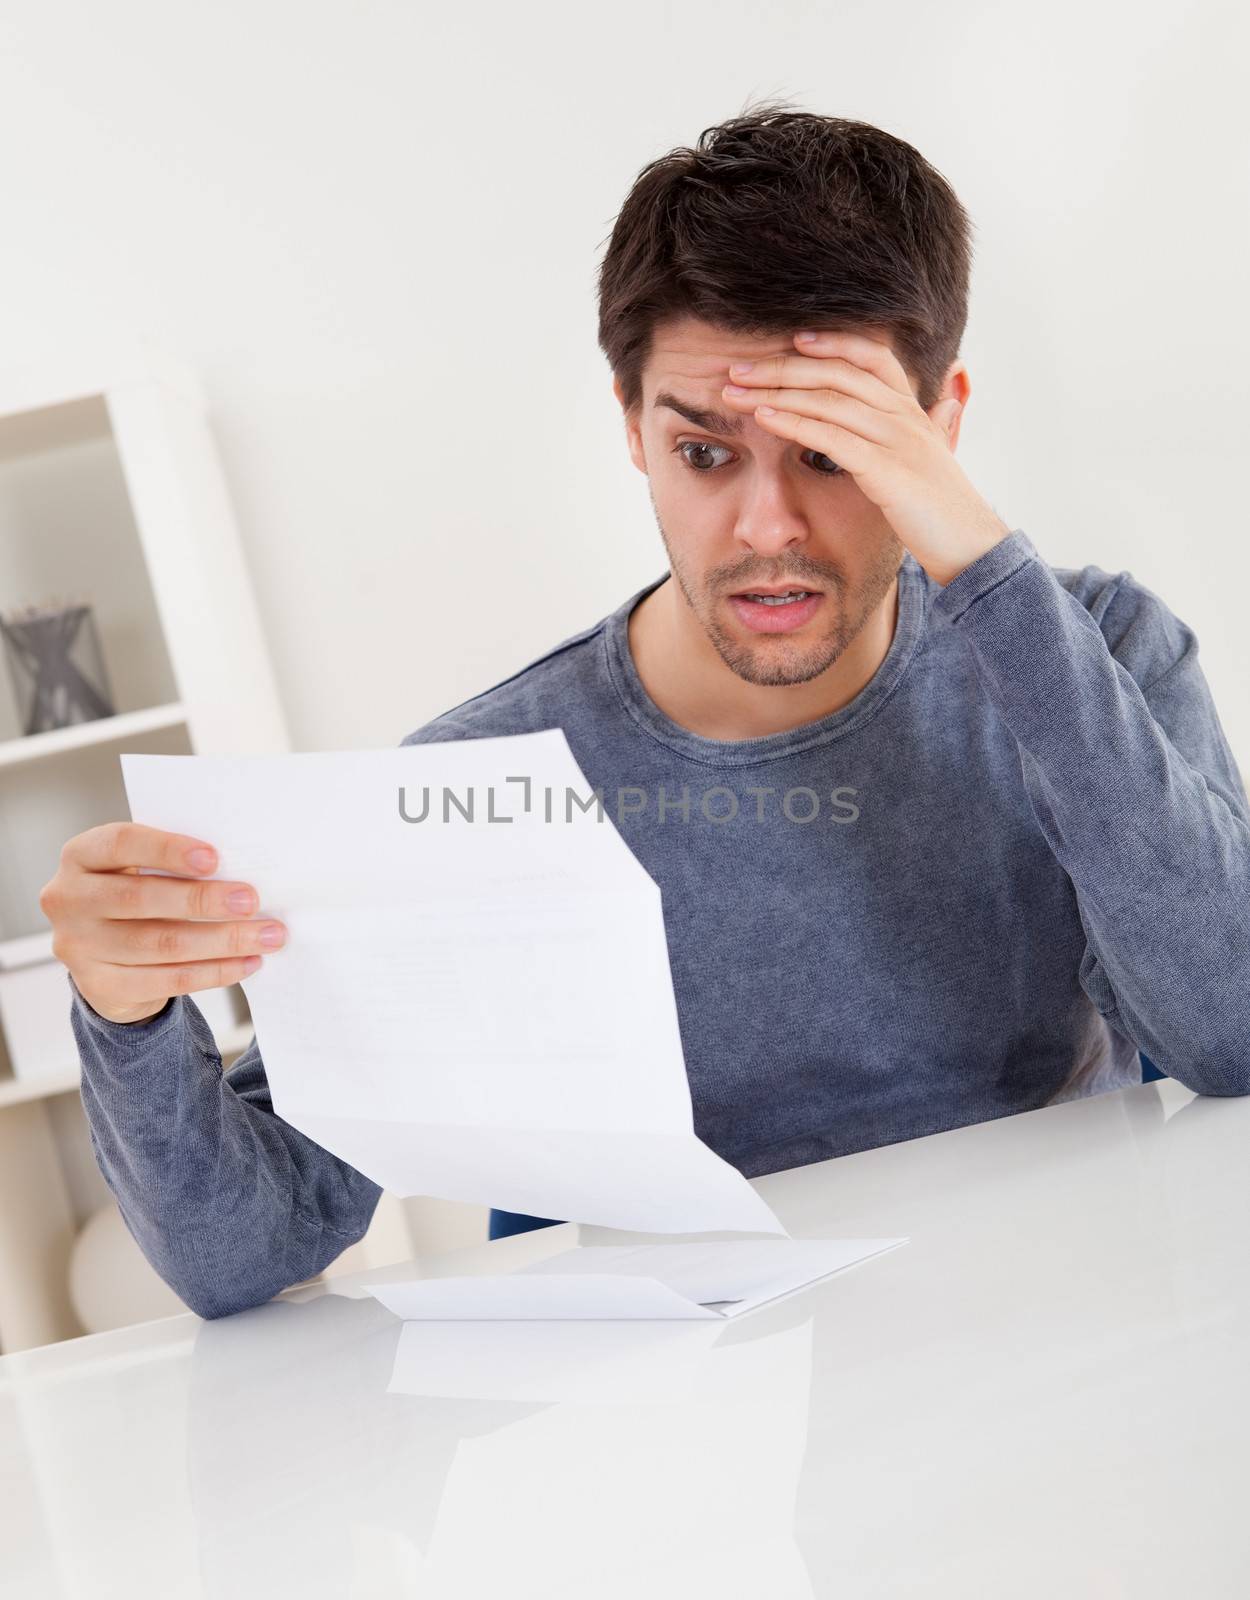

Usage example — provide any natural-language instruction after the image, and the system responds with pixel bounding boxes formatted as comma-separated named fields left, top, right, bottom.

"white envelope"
left=367, top=1238, right=908, bottom=1321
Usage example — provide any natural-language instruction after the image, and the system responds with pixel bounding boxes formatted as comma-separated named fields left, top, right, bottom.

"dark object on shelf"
left=0, top=599, right=115, bottom=735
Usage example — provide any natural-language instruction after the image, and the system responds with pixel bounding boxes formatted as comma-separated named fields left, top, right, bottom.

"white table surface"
left=2, top=1075, right=1247, bottom=1598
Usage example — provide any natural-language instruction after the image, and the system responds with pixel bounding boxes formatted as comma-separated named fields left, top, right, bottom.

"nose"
left=731, top=469, right=812, bottom=560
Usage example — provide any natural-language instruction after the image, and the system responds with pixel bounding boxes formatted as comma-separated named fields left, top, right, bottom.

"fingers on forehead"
left=799, top=330, right=896, bottom=364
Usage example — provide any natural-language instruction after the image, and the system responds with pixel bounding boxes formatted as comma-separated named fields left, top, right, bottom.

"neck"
left=627, top=571, right=901, bottom=741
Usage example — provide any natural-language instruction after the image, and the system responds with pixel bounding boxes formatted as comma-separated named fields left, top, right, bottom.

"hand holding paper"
left=120, top=729, right=786, bottom=1235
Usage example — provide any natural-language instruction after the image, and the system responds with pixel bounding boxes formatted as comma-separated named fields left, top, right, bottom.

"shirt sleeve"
left=929, top=528, right=1250, bottom=1097
left=68, top=970, right=382, bottom=1318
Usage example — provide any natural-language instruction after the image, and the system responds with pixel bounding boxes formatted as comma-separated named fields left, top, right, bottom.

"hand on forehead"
left=649, top=318, right=902, bottom=387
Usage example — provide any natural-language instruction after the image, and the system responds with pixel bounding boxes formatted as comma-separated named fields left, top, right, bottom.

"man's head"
left=597, top=103, right=974, bottom=687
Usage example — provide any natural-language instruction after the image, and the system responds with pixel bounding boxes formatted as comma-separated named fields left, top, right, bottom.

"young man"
left=51, top=106, right=1249, bottom=1318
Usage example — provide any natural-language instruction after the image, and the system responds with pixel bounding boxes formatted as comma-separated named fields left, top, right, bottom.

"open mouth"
left=727, top=586, right=825, bottom=634
left=737, top=589, right=814, bottom=606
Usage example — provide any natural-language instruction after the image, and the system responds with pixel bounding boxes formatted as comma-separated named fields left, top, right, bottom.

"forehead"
left=642, top=314, right=898, bottom=392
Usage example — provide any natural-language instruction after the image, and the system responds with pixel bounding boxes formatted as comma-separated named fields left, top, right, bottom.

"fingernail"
left=729, top=361, right=754, bottom=374
left=242, top=955, right=262, bottom=974
left=187, top=848, right=216, bottom=872
left=258, top=923, right=286, bottom=948
left=227, top=889, right=255, bottom=912
left=795, top=331, right=818, bottom=343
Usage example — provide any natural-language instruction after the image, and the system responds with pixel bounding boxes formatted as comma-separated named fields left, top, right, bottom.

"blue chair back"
left=489, top=1208, right=562, bottom=1240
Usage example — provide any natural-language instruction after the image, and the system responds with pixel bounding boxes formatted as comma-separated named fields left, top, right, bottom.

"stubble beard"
left=657, top=520, right=905, bottom=689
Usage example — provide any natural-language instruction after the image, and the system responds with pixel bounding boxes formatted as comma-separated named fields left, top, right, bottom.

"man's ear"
left=613, top=377, right=648, bottom=475
left=929, top=363, right=972, bottom=452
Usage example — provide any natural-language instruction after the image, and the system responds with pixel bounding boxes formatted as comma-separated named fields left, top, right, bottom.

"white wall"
left=0, top=0, right=1244, bottom=765
left=0, top=2, right=1245, bottom=1264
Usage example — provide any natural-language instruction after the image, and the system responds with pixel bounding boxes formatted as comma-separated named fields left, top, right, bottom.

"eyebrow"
left=652, top=390, right=747, bottom=438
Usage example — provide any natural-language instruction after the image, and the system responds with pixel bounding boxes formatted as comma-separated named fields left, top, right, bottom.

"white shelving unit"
left=0, top=354, right=411, bottom=1353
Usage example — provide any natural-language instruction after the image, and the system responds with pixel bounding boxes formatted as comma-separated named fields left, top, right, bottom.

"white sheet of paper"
left=367, top=1238, right=907, bottom=1321
left=120, top=729, right=785, bottom=1235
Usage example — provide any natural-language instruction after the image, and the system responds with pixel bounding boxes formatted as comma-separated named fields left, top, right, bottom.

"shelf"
left=0, top=360, right=291, bottom=1353
left=0, top=1019, right=257, bottom=1111
left=0, top=1068, right=80, bottom=1110
left=0, top=703, right=188, bottom=771
left=0, top=932, right=54, bottom=971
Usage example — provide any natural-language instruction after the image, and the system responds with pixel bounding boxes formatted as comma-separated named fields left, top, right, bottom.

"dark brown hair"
left=596, top=99, right=974, bottom=417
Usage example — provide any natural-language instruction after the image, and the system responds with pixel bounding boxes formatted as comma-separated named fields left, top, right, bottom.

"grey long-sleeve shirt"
left=67, top=529, right=1250, bottom=1317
